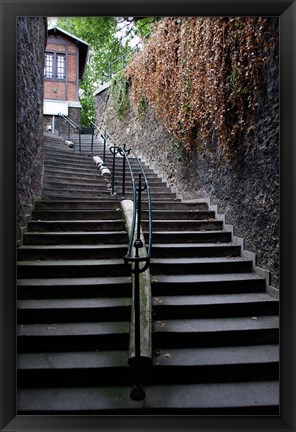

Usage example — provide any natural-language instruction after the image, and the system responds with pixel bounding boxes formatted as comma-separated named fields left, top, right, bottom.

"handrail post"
left=78, top=125, right=82, bottom=153
left=57, top=113, right=61, bottom=133
left=122, top=146, right=126, bottom=200
left=119, top=144, right=131, bottom=200
left=110, top=145, right=119, bottom=196
left=102, top=130, right=107, bottom=166
left=137, top=174, right=143, bottom=241
left=68, top=121, right=71, bottom=140
left=130, top=174, right=146, bottom=401
left=90, top=123, right=95, bottom=154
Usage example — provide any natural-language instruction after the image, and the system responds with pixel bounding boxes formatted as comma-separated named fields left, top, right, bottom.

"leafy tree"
left=56, top=17, right=157, bottom=126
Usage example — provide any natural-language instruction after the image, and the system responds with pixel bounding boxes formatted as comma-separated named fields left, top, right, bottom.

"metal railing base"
left=130, top=384, right=146, bottom=401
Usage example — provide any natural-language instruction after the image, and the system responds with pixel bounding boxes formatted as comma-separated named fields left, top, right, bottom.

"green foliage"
left=136, top=95, right=148, bottom=120
left=110, top=71, right=130, bottom=119
left=56, top=17, right=158, bottom=126
left=56, top=17, right=131, bottom=125
left=171, top=139, right=185, bottom=164
left=133, top=17, right=160, bottom=38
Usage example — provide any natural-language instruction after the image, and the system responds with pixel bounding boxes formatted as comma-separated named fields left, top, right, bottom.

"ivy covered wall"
left=94, top=16, right=279, bottom=288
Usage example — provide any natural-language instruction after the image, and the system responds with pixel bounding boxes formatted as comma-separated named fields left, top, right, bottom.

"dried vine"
left=126, top=17, right=277, bottom=160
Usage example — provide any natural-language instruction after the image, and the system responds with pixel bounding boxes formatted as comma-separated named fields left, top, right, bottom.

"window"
left=44, top=52, right=66, bottom=80
left=45, top=53, right=54, bottom=78
left=56, top=55, right=65, bottom=79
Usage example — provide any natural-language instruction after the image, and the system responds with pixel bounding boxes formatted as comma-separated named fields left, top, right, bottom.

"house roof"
left=47, top=26, right=89, bottom=80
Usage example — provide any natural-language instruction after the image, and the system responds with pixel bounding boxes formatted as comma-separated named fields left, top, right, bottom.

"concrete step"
left=44, top=150, right=147, bottom=165
left=17, top=344, right=279, bottom=388
left=43, top=163, right=98, bottom=175
left=41, top=179, right=105, bottom=191
left=28, top=220, right=125, bottom=232
left=148, top=230, right=232, bottom=243
left=152, top=293, right=279, bottom=318
left=23, top=231, right=128, bottom=245
left=43, top=170, right=105, bottom=182
left=43, top=148, right=96, bottom=158
left=122, top=193, right=179, bottom=201
left=18, top=297, right=131, bottom=323
left=150, top=256, right=253, bottom=275
left=152, top=273, right=266, bottom=295
left=31, top=209, right=123, bottom=221
left=34, top=199, right=204, bottom=211
left=114, top=187, right=176, bottom=199
left=143, top=210, right=216, bottom=220
left=17, top=321, right=130, bottom=352
left=54, top=197, right=118, bottom=202
left=19, top=136, right=279, bottom=415
left=18, top=244, right=127, bottom=261
left=42, top=179, right=107, bottom=189
left=114, top=177, right=163, bottom=184
left=153, top=316, right=279, bottom=348
left=45, top=152, right=147, bottom=170
left=43, top=167, right=105, bottom=178
left=43, top=144, right=75, bottom=152
left=153, top=243, right=241, bottom=258
left=41, top=192, right=181, bottom=201
left=34, top=199, right=120, bottom=210
left=43, top=163, right=104, bottom=175
left=42, top=189, right=110, bottom=199
left=44, top=151, right=93, bottom=162
left=17, top=258, right=129, bottom=278
left=110, top=171, right=157, bottom=181
left=17, top=381, right=279, bottom=414
left=17, top=350, right=131, bottom=387
left=44, top=159, right=156, bottom=175
left=114, top=181, right=165, bottom=191
left=146, top=220, right=223, bottom=232
left=151, top=345, right=279, bottom=384
left=17, top=276, right=132, bottom=299
left=44, top=157, right=96, bottom=168
left=148, top=201, right=209, bottom=211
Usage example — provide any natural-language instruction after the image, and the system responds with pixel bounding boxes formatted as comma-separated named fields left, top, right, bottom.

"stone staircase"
left=17, top=134, right=279, bottom=414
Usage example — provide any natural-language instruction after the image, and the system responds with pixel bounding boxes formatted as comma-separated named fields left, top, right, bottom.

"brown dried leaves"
left=126, top=17, right=275, bottom=160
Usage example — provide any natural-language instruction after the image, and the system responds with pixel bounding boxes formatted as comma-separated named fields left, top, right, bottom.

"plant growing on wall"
left=126, top=17, right=277, bottom=160
left=110, top=70, right=130, bottom=119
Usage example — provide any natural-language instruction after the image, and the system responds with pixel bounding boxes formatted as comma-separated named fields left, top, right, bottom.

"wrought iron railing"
left=92, top=121, right=152, bottom=400
left=110, top=143, right=152, bottom=401
left=57, top=113, right=82, bottom=152
left=57, top=113, right=98, bottom=153
left=89, top=120, right=110, bottom=164
left=100, top=29, right=153, bottom=85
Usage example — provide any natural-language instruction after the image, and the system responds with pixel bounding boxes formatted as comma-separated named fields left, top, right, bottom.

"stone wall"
left=17, top=17, right=47, bottom=239
left=94, top=21, right=279, bottom=288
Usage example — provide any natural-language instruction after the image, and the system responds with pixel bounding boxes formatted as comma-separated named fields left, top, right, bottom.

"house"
left=43, top=26, right=89, bottom=134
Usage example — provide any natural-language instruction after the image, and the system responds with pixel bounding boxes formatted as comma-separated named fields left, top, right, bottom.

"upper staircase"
left=17, top=133, right=279, bottom=414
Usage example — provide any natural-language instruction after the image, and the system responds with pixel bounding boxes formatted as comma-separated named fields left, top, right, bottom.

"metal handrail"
left=89, top=120, right=111, bottom=141
left=87, top=121, right=152, bottom=258
left=105, top=136, right=152, bottom=401
left=100, top=28, right=154, bottom=84
left=109, top=144, right=152, bottom=263
left=57, top=113, right=82, bottom=151
left=58, top=112, right=80, bottom=130
left=130, top=149, right=152, bottom=259
left=88, top=119, right=111, bottom=163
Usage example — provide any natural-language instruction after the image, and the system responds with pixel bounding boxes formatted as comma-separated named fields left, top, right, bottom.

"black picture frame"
left=1, top=1, right=295, bottom=431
